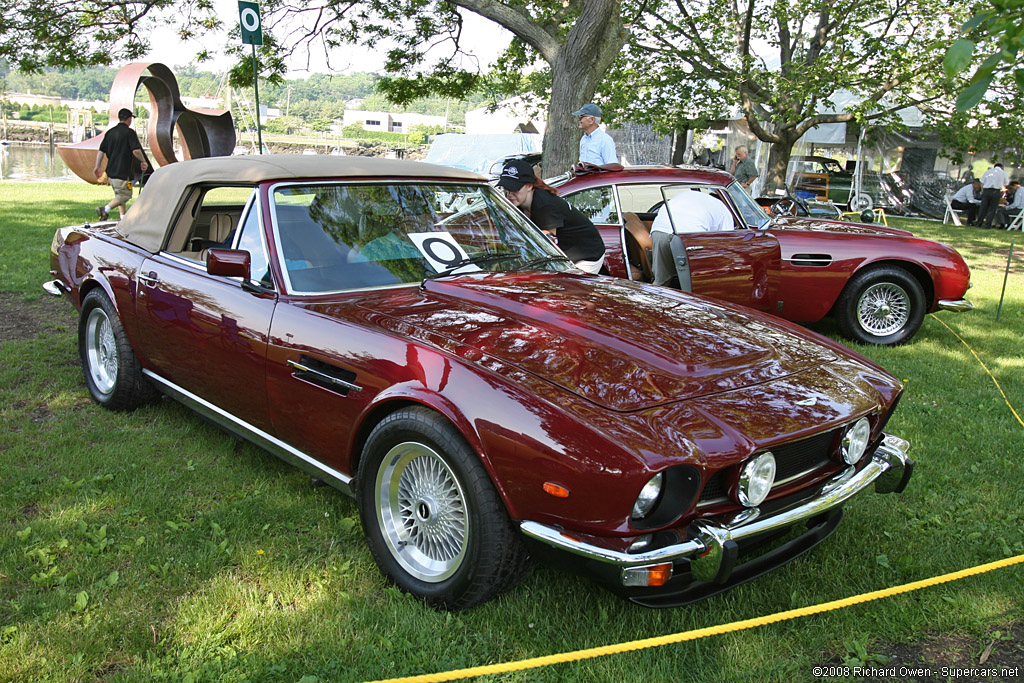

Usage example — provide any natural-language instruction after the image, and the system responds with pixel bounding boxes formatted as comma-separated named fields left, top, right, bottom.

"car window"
left=271, top=182, right=569, bottom=293
left=725, top=182, right=771, bottom=229
left=563, top=185, right=618, bottom=223
left=167, top=185, right=255, bottom=261
left=235, top=201, right=273, bottom=288
left=616, top=184, right=674, bottom=215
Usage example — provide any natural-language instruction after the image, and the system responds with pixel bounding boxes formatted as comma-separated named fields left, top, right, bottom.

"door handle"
left=138, top=272, right=160, bottom=287
left=685, top=246, right=705, bottom=252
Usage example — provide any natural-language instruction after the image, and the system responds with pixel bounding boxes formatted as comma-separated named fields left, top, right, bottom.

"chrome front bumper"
left=43, top=279, right=66, bottom=297
left=937, top=298, right=973, bottom=312
left=520, top=433, right=912, bottom=584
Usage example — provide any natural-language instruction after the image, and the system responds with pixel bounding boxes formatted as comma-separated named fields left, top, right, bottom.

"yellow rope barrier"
left=933, top=315, right=1024, bottom=428
left=364, top=313, right=1024, bottom=683
left=367, top=554, right=1024, bottom=683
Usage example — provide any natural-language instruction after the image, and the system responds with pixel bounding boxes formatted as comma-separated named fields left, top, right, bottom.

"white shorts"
left=574, top=254, right=606, bottom=274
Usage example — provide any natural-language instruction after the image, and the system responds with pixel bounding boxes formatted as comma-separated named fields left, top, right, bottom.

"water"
left=0, top=143, right=77, bottom=181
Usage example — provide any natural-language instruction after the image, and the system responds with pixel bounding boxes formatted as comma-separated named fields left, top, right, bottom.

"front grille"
left=698, top=429, right=838, bottom=504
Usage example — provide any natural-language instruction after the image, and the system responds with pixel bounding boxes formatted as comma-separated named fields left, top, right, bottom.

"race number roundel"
left=238, top=1, right=263, bottom=45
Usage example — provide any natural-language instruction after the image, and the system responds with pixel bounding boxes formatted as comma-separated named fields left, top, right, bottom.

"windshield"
left=270, top=182, right=570, bottom=293
left=725, top=182, right=771, bottom=229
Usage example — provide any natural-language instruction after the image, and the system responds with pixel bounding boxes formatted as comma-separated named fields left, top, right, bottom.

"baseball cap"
left=118, top=108, right=134, bottom=120
left=496, top=159, right=536, bottom=192
left=572, top=103, right=602, bottom=117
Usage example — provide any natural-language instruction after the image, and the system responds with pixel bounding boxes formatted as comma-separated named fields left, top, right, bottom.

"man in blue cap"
left=573, top=103, right=617, bottom=166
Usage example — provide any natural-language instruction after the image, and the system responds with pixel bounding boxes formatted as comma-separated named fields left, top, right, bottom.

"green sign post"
left=238, top=0, right=264, bottom=154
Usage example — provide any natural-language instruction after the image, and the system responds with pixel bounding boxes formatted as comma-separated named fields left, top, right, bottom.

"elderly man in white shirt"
left=650, top=189, right=735, bottom=291
left=978, top=163, right=1010, bottom=228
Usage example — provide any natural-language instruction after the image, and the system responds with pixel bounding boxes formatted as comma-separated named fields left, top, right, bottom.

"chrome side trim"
left=142, top=370, right=353, bottom=495
left=937, top=298, right=974, bottom=312
left=520, top=433, right=910, bottom=569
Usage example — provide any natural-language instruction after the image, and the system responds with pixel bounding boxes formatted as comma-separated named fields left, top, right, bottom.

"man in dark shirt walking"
left=93, top=108, right=148, bottom=220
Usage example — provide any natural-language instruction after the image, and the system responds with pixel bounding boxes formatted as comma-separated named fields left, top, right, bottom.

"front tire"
left=849, top=193, right=873, bottom=212
left=79, top=289, right=157, bottom=409
left=357, top=407, right=531, bottom=610
left=835, top=266, right=926, bottom=345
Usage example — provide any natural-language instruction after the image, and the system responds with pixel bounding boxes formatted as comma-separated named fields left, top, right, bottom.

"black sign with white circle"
left=238, top=1, right=263, bottom=45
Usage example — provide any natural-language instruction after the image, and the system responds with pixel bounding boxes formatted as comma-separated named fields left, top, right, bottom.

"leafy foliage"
left=0, top=0, right=220, bottom=72
left=620, top=0, right=974, bottom=190
left=942, top=0, right=1024, bottom=111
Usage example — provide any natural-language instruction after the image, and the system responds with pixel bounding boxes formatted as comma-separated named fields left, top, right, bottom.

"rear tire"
left=357, top=406, right=531, bottom=610
left=835, top=266, right=926, bottom=345
left=79, top=289, right=157, bottom=409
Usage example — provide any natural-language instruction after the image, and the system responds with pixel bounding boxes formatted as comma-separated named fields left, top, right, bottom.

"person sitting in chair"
left=950, top=179, right=982, bottom=225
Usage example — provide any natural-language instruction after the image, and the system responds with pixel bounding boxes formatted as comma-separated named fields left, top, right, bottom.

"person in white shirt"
left=650, top=189, right=735, bottom=290
left=996, top=179, right=1023, bottom=229
left=573, top=104, right=617, bottom=166
left=950, top=180, right=982, bottom=225
left=978, top=163, right=1009, bottom=228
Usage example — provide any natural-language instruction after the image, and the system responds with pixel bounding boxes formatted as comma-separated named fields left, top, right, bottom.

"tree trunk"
left=762, top=129, right=800, bottom=195
left=541, top=0, right=627, bottom=175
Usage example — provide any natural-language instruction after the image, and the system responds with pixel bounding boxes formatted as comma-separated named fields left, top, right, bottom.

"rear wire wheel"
left=357, top=406, right=531, bottom=610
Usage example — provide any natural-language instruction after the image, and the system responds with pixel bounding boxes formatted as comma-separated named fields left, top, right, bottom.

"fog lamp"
left=737, top=452, right=776, bottom=507
left=631, top=472, right=663, bottom=519
left=841, top=417, right=871, bottom=464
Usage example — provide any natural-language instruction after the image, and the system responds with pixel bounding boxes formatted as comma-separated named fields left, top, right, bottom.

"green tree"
left=623, top=0, right=973, bottom=192
left=255, top=0, right=634, bottom=173
left=943, top=0, right=1024, bottom=111
left=0, top=0, right=220, bottom=72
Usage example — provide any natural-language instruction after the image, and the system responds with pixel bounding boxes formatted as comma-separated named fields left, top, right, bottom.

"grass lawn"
left=1, top=181, right=1022, bottom=682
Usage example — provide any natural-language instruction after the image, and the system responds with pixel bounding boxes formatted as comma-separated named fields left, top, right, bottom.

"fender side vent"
left=787, top=254, right=833, bottom=267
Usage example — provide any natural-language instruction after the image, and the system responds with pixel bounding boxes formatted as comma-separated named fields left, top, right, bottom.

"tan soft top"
left=116, top=154, right=485, bottom=252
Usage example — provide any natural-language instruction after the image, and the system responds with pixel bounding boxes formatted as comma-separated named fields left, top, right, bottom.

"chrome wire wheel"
left=856, top=281, right=910, bottom=337
left=84, top=306, right=118, bottom=397
left=375, top=441, right=468, bottom=582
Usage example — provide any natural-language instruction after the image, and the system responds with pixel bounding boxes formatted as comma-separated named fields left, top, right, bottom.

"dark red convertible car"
left=555, top=165, right=972, bottom=345
left=46, top=156, right=913, bottom=609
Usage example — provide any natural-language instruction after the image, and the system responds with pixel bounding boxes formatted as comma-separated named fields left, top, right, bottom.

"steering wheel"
left=647, top=200, right=665, bottom=214
left=771, top=198, right=796, bottom=217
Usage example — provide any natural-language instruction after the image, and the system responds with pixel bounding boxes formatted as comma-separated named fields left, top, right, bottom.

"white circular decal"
left=241, top=7, right=261, bottom=32
left=420, top=238, right=461, bottom=265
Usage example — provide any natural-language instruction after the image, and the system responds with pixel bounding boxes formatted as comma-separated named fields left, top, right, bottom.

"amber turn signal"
left=542, top=482, right=570, bottom=498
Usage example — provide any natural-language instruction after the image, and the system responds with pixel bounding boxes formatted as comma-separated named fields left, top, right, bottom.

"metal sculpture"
left=59, top=62, right=236, bottom=183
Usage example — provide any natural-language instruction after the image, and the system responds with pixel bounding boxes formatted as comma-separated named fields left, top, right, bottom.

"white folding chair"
left=943, top=193, right=963, bottom=226
left=1006, top=209, right=1023, bottom=231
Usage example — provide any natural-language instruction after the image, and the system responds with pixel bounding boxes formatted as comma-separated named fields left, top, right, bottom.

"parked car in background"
left=788, top=155, right=910, bottom=213
left=556, top=165, right=972, bottom=345
left=46, top=155, right=913, bottom=610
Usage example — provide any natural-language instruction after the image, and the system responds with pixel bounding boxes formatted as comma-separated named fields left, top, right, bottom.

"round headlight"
left=738, top=452, right=776, bottom=507
left=841, top=417, right=871, bottom=464
left=631, top=472, right=663, bottom=519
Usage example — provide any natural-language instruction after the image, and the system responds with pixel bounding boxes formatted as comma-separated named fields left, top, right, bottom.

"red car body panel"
left=558, top=166, right=971, bottom=324
left=46, top=156, right=915, bottom=606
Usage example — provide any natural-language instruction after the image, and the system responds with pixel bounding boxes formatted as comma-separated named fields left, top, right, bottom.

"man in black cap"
left=93, top=108, right=148, bottom=220
left=572, top=103, right=617, bottom=166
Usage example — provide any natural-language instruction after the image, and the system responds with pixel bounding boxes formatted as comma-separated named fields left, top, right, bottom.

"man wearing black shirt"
left=93, top=108, right=148, bottom=220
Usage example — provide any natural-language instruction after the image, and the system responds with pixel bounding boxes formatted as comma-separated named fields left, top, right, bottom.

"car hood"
left=772, top=216, right=913, bottom=237
left=351, top=273, right=840, bottom=411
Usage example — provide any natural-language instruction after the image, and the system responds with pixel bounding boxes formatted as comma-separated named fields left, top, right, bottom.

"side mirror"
left=206, top=249, right=251, bottom=279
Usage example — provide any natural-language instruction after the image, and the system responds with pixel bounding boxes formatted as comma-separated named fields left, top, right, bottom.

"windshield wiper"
left=513, top=255, right=569, bottom=272
left=421, top=251, right=520, bottom=283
